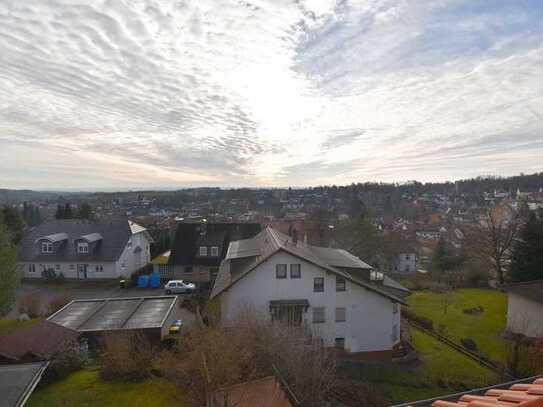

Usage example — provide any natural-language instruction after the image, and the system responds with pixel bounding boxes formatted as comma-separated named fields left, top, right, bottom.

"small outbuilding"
left=47, top=296, right=181, bottom=343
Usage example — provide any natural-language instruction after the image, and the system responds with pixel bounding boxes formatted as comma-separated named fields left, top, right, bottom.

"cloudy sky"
left=1, top=0, right=542, bottom=190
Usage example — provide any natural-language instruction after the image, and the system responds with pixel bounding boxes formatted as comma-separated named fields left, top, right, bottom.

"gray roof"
left=0, top=362, right=48, bottom=407
left=211, top=227, right=408, bottom=304
left=507, top=280, right=543, bottom=305
left=47, top=296, right=177, bottom=332
left=19, top=218, right=146, bottom=263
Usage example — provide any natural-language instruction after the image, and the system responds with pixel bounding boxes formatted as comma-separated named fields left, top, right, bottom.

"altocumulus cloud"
left=0, top=0, right=542, bottom=189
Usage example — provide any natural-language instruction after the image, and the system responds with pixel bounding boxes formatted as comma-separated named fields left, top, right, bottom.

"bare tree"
left=464, top=206, right=519, bottom=285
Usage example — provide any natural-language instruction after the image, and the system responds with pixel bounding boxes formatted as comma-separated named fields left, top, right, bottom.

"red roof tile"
left=0, top=320, right=79, bottom=362
left=432, top=379, right=543, bottom=407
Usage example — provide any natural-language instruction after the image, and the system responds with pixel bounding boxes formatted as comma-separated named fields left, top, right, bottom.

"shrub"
left=42, top=340, right=87, bottom=384
left=461, top=338, right=478, bottom=351
left=402, top=308, right=434, bottom=331
left=18, top=292, right=42, bottom=318
left=48, top=294, right=71, bottom=316
left=100, top=331, right=155, bottom=381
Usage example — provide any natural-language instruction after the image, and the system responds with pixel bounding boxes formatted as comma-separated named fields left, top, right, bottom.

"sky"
left=1, top=0, right=543, bottom=191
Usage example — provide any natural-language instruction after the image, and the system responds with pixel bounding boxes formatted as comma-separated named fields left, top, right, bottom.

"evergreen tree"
left=510, top=212, right=543, bottom=282
left=1, top=206, right=24, bottom=244
left=64, top=203, right=73, bottom=219
left=77, top=202, right=93, bottom=219
left=431, top=237, right=448, bottom=274
left=55, top=204, right=65, bottom=219
left=0, top=213, right=18, bottom=316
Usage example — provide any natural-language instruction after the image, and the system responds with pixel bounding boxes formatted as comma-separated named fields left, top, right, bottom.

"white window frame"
left=78, top=242, right=89, bottom=254
left=289, top=264, right=301, bottom=279
left=312, top=307, right=325, bottom=323
left=41, top=241, right=53, bottom=253
left=210, top=246, right=219, bottom=257
left=28, top=264, right=36, bottom=273
left=199, top=246, right=208, bottom=256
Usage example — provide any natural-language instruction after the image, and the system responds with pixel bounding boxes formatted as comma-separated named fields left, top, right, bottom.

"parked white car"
left=164, top=280, right=196, bottom=295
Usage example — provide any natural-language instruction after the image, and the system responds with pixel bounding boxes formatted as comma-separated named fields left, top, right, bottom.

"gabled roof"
left=19, top=217, right=144, bottom=263
left=507, top=280, right=543, bottom=305
left=210, top=227, right=408, bottom=304
left=0, top=362, right=49, bottom=407
left=0, top=320, right=79, bottom=362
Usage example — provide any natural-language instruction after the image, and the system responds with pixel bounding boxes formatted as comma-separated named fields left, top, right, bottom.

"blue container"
left=149, top=272, right=160, bottom=289
left=137, top=274, right=149, bottom=288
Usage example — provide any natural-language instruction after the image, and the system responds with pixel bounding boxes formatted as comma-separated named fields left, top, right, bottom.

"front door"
left=77, top=264, right=88, bottom=279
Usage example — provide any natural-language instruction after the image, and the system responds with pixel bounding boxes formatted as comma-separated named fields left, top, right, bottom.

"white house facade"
left=211, top=227, right=409, bottom=359
left=18, top=218, right=152, bottom=280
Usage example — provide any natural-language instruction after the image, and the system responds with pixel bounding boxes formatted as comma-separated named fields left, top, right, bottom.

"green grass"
left=0, top=318, right=41, bottom=335
left=343, top=329, right=502, bottom=404
left=408, top=288, right=508, bottom=361
left=28, top=368, right=187, bottom=407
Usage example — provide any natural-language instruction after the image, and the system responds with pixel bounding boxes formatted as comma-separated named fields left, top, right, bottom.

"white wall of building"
left=116, top=231, right=152, bottom=278
left=507, top=293, right=543, bottom=338
left=220, top=250, right=400, bottom=354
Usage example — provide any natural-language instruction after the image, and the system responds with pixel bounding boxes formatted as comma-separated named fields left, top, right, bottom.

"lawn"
left=344, top=329, right=502, bottom=404
left=0, top=318, right=41, bottom=335
left=28, top=368, right=187, bottom=407
left=408, top=288, right=508, bottom=362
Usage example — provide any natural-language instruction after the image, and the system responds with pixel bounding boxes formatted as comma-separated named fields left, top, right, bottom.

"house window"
left=276, top=264, right=287, bottom=279
left=314, top=277, right=324, bottom=292
left=185, top=266, right=193, bottom=273
left=199, top=246, right=208, bottom=256
left=78, top=242, right=89, bottom=253
left=335, top=307, right=346, bottom=322
left=55, top=264, right=61, bottom=271
left=335, top=337, right=345, bottom=350
left=290, top=264, right=301, bottom=279
left=121, top=263, right=126, bottom=269
left=393, top=303, right=399, bottom=314
left=405, top=255, right=410, bottom=260
left=336, top=277, right=346, bottom=292
left=211, top=246, right=219, bottom=257
left=41, top=241, right=53, bottom=253
left=70, top=264, right=75, bottom=270
left=95, top=265, right=103, bottom=272
left=28, top=264, right=36, bottom=273
left=312, top=307, right=325, bottom=323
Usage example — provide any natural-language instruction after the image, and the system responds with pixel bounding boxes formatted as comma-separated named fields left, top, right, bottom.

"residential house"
left=393, top=253, right=417, bottom=274
left=506, top=281, right=543, bottom=338
left=18, top=218, right=152, bottom=280
left=165, top=222, right=261, bottom=284
left=211, top=227, right=409, bottom=360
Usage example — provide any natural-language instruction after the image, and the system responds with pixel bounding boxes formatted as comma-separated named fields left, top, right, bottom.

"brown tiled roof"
left=210, top=376, right=293, bottom=407
left=432, top=378, right=543, bottom=407
left=0, top=320, right=79, bottom=362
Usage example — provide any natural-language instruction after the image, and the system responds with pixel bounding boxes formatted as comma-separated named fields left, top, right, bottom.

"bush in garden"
left=42, top=340, right=87, bottom=385
left=402, top=308, right=434, bottom=331
left=461, top=337, right=478, bottom=351
left=18, top=292, right=42, bottom=317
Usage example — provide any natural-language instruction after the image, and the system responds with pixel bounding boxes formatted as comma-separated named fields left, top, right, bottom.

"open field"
left=408, top=288, right=508, bottom=362
left=28, top=368, right=186, bottom=407
left=344, top=329, right=502, bottom=404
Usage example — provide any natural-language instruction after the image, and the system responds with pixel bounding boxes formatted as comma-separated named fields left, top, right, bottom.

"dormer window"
left=78, top=242, right=89, bottom=254
left=199, top=246, right=208, bottom=256
left=42, top=241, right=53, bottom=253
left=210, top=246, right=219, bottom=257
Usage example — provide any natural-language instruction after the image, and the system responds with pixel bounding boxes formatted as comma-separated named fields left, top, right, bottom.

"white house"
left=18, top=218, right=153, bottom=280
left=506, top=281, right=543, bottom=338
left=210, top=227, right=410, bottom=360
left=393, top=253, right=417, bottom=274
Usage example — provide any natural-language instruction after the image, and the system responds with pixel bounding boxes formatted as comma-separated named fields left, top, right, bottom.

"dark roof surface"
left=0, top=362, right=48, bottom=407
left=169, top=223, right=261, bottom=267
left=211, top=227, right=408, bottom=304
left=48, top=296, right=177, bottom=332
left=507, top=281, right=543, bottom=305
left=0, top=320, right=79, bottom=362
left=19, top=218, right=145, bottom=263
